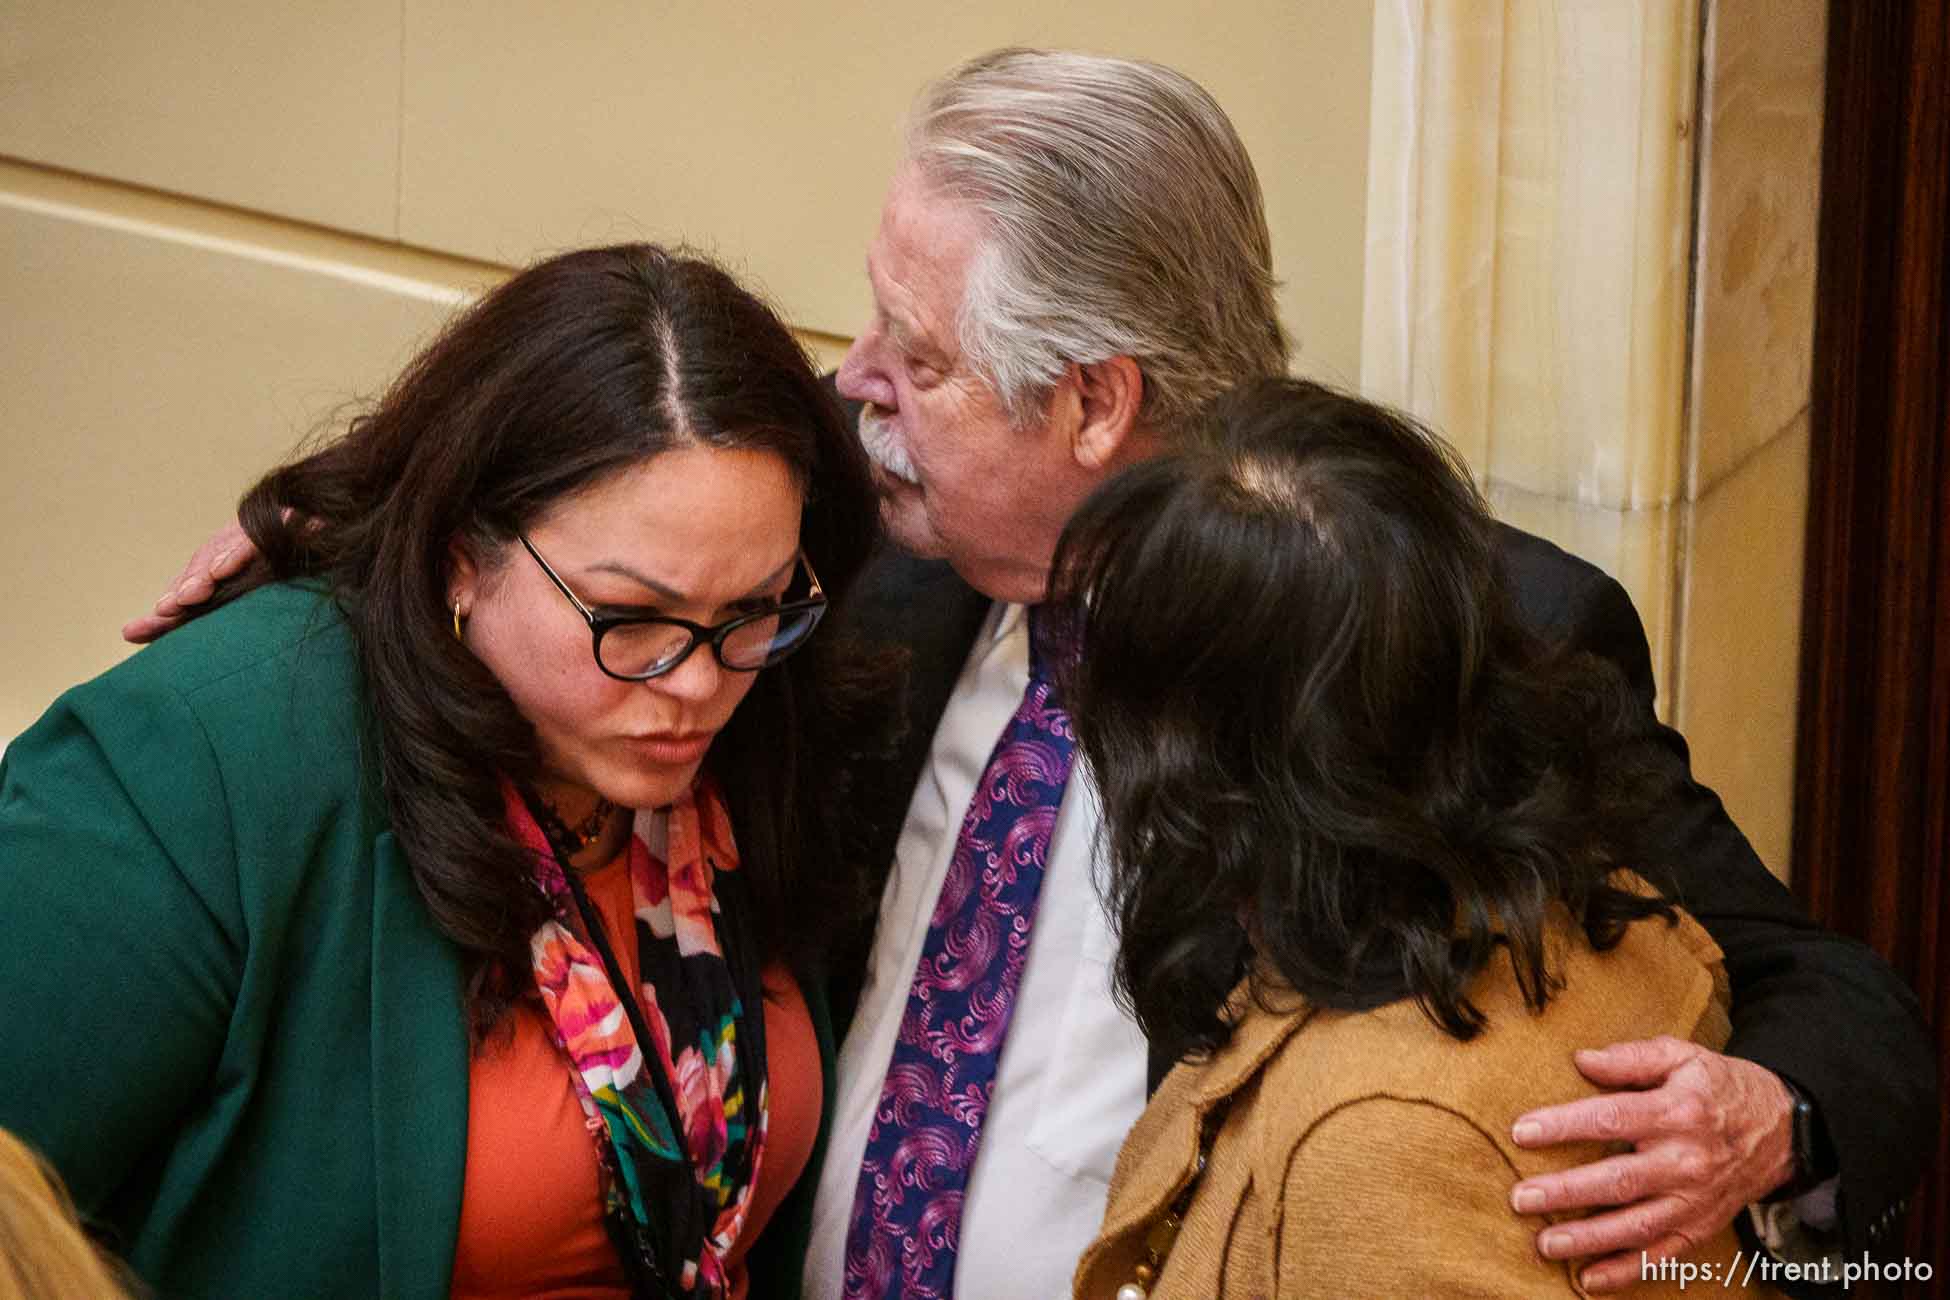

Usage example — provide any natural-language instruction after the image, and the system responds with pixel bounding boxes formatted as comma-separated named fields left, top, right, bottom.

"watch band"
left=1766, top=1076, right=1832, bottom=1202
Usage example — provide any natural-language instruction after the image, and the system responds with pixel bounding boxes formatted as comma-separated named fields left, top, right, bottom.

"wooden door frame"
left=1796, top=1, right=1949, bottom=1288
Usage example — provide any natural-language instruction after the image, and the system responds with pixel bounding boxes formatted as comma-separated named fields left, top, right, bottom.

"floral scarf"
left=504, top=775, right=769, bottom=1298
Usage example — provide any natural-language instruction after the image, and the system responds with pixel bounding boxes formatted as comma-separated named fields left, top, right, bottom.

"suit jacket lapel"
left=368, top=830, right=469, bottom=1298
left=1076, top=992, right=1317, bottom=1295
left=826, top=538, right=993, bottom=1037
left=840, top=541, right=995, bottom=842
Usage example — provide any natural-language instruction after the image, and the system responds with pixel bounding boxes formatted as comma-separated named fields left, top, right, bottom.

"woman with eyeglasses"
left=1059, top=379, right=1783, bottom=1298
left=0, top=244, right=892, bottom=1299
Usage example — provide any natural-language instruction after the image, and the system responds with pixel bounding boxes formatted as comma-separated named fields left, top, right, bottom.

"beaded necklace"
left=531, top=793, right=617, bottom=856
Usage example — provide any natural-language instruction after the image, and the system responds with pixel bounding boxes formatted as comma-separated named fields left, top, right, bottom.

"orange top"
left=451, top=851, right=823, bottom=1299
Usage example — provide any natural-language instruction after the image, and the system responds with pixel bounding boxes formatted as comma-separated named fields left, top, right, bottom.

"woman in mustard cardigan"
left=1058, top=379, right=1783, bottom=1298
left=0, top=245, right=891, bottom=1298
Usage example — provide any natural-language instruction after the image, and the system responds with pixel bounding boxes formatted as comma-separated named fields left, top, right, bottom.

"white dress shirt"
left=804, top=602, right=1149, bottom=1300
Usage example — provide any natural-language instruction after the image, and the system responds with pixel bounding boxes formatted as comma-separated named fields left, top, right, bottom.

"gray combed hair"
left=906, top=47, right=1291, bottom=435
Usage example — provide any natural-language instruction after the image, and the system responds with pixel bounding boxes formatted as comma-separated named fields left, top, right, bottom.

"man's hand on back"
left=1507, top=1035, right=1798, bottom=1294
left=122, top=519, right=255, bottom=643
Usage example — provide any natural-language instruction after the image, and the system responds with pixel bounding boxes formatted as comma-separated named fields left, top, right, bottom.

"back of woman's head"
left=0, top=1130, right=133, bottom=1300
left=227, top=244, right=887, bottom=1031
left=1052, top=377, right=1672, bottom=1061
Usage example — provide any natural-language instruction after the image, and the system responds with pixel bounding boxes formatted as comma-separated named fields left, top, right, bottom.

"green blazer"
left=0, top=583, right=835, bottom=1298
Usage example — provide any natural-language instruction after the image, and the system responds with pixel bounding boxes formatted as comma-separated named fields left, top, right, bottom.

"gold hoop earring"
left=452, top=599, right=464, bottom=640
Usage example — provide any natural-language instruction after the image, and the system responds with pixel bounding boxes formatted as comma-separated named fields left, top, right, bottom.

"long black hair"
left=213, top=244, right=893, bottom=1034
left=1051, top=377, right=1676, bottom=1062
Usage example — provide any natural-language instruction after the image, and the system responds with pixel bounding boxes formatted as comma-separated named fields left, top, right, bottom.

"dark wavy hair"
left=1050, top=377, right=1677, bottom=1063
left=209, top=243, right=892, bottom=1035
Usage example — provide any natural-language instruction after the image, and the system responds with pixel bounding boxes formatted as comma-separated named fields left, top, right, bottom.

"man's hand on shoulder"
left=122, top=520, right=258, bottom=643
left=1506, top=1035, right=1797, bottom=1294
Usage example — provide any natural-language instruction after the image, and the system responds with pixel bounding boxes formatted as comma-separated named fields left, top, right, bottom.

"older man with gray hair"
left=806, top=47, right=1931, bottom=1299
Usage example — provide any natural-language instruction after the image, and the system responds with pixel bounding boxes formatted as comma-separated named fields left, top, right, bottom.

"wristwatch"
left=1766, top=1076, right=1835, bottom=1202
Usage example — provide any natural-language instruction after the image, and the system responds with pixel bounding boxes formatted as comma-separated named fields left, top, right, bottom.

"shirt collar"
left=985, top=601, right=1028, bottom=646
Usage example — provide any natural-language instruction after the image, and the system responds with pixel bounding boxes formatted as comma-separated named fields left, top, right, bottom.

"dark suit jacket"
left=829, top=512, right=1936, bottom=1275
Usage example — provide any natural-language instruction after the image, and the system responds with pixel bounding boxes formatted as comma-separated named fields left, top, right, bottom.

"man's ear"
left=1070, top=355, right=1145, bottom=471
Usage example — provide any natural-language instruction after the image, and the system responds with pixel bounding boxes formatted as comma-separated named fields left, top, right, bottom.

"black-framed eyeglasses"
left=518, top=533, right=827, bottom=681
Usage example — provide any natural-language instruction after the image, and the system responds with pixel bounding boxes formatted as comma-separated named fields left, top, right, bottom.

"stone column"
left=1362, top=0, right=1823, bottom=875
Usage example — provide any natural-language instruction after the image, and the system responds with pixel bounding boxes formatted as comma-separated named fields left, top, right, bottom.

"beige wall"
left=0, top=4, right=1826, bottom=873
left=1, top=4, right=1375, bottom=745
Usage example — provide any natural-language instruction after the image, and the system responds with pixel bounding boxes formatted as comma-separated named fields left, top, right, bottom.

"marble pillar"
left=1363, top=0, right=1825, bottom=876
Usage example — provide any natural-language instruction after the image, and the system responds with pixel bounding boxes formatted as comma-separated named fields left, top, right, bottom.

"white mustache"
left=857, top=407, right=921, bottom=486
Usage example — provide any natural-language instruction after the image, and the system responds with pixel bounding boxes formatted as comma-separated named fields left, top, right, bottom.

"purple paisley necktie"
left=841, top=606, right=1079, bottom=1299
